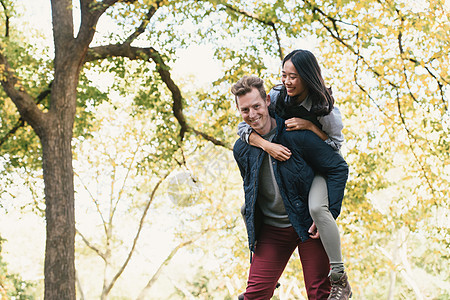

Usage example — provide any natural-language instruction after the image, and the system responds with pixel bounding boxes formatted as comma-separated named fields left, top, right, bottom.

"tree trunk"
left=41, top=112, right=76, bottom=299
left=40, top=52, right=79, bottom=297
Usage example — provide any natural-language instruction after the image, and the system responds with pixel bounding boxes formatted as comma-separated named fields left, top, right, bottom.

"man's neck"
left=256, top=117, right=276, bottom=136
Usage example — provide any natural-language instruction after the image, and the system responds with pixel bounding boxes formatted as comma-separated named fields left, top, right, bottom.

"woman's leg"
left=308, top=175, right=344, bottom=273
left=309, top=175, right=352, bottom=299
left=244, top=224, right=298, bottom=300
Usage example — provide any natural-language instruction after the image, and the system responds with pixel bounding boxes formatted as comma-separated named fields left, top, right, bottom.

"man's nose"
left=249, top=109, right=257, bottom=118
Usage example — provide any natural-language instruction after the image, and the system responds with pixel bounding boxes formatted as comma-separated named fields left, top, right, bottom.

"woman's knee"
left=309, top=201, right=328, bottom=219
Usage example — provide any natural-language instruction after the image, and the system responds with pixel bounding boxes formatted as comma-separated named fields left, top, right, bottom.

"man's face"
left=236, top=87, right=272, bottom=135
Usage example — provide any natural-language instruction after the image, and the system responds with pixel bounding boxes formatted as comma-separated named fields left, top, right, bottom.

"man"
left=232, top=75, right=348, bottom=299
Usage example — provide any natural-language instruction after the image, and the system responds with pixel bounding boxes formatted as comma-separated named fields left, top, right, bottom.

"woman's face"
left=282, top=59, right=308, bottom=102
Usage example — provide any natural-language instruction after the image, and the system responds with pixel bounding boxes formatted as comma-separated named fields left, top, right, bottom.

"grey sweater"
left=257, top=126, right=291, bottom=228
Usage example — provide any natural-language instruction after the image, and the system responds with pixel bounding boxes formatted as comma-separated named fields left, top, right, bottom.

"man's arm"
left=233, top=141, right=247, bottom=180
left=291, top=131, right=349, bottom=219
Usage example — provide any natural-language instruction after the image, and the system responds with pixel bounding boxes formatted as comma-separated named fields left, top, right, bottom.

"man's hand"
left=308, top=222, right=320, bottom=239
left=285, top=117, right=313, bottom=131
left=264, top=142, right=291, bottom=161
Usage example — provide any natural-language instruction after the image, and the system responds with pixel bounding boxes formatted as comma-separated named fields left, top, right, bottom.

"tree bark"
left=41, top=97, right=77, bottom=299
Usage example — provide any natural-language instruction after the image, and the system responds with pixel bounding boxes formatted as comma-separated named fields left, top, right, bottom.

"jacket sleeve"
left=293, top=131, right=349, bottom=219
left=233, top=140, right=247, bottom=180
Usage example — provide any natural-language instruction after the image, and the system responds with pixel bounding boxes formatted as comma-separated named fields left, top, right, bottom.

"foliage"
left=0, top=0, right=448, bottom=299
left=0, top=237, right=34, bottom=300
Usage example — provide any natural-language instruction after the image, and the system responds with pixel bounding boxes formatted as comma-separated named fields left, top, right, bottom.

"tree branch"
left=74, top=170, right=109, bottom=236
left=51, top=0, right=76, bottom=50
left=0, top=0, right=10, bottom=37
left=394, top=89, right=435, bottom=195
left=350, top=17, right=436, bottom=196
left=110, top=139, right=142, bottom=226
left=77, top=0, right=120, bottom=44
left=85, top=44, right=230, bottom=148
left=123, top=2, right=161, bottom=45
left=353, top=56, right=389, bottom=119
left=0, top=49, right=46, bottom=136
left=102, top=169, right=172, bottom=296
left=304, top=1, right=398, bottom=88
left=192, top=129, right=230, bottom=149
left=0, top=118, right=24, bottom=147
left=76, top=228, right=106, bottom=261
left=0, top=83, right=51, bottom=147
left=136, top=227, right=213, bottom=300
left=219, top=2, right=284, bottom=60
left=396, top=11, right=448, bottom=113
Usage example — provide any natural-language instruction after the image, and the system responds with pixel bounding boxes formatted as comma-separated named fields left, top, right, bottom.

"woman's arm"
left=285, top=118, right=328, bottom=141
left=318, top=107, right=345, bottom=151
left=237, top=121, right=292, bottom=161
left=248, top=132, right=291, bottom=161
left=285, top=106, right=345, bottom=151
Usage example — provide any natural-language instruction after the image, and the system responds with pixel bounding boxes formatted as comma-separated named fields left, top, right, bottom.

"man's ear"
left=266, top=94, right=271, bottom=105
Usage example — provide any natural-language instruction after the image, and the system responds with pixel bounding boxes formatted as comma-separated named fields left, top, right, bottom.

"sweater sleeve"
left=237, top=121, right=252, bottom=144
left=317, top=106, right=345, bottom=151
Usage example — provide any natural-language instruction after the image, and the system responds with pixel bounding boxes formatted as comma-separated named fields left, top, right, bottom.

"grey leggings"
left=309, top=174, right=344, bottom=274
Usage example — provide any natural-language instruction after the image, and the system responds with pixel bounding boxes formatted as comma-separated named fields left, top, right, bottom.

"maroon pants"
left=244, top=224, right=330, bottom=300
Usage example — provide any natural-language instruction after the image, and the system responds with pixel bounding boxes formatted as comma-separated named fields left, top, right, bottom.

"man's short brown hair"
left=231, top=75, right=267, bottom=105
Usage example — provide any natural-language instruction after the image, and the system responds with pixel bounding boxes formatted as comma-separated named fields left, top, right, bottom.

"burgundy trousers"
left=244, top=224, right=331, bottom=300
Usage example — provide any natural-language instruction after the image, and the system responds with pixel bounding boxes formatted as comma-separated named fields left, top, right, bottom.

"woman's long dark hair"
left=275, top=49, right=334, bottom=117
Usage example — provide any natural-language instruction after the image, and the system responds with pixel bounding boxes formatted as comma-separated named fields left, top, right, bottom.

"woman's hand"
left=285, top=117, right=312, bottom=131
left=285, top=117, right=328, bottom=141
left=264, top=142, right=291, bottom=161
left=308, top=222, right=320, bottom=239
